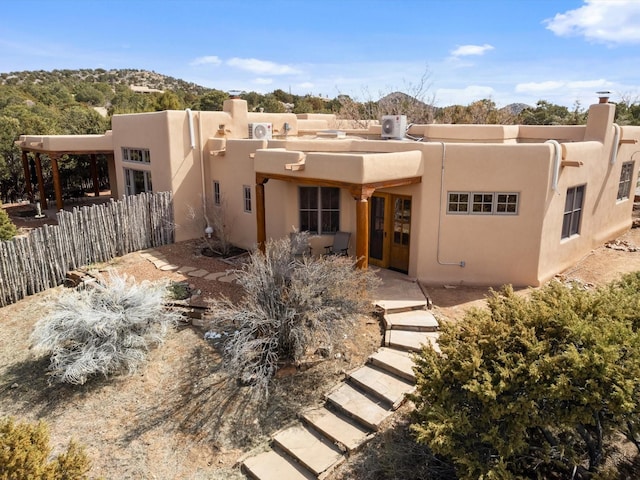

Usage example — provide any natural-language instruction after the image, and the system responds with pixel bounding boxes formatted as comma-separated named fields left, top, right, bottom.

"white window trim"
left=122, top=147, right=151, bottom=164
left=447, top=191, right=519, bottom=216
left=243, top=185, right=252, bottom=213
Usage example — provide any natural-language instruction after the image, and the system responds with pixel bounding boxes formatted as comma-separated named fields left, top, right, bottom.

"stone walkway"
left=138, top=249, right=241, bottom=283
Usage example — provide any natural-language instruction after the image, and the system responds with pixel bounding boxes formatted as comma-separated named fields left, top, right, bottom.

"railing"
left=0, top=191, right=174, bottom=307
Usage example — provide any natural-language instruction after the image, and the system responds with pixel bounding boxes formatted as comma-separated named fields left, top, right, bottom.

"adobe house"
left=16, top=93, right=640, bottom=287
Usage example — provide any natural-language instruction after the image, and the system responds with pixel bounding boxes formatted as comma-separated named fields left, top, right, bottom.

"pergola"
left=15, top=135, right=115, bottom=211
left=255, top=172, right=422, bottom=269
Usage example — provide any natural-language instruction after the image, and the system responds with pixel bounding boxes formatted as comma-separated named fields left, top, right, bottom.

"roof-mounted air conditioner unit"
left=248, top=122, right=273, bottom=140
left=381, top=115, right=407, bottom=140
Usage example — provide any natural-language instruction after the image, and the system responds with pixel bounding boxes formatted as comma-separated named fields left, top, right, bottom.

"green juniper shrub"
left=411, top=279, right=640, bottom=480
left=0, top=417, right=90, bottom=479
left=0, top=205, right=17, bottom=241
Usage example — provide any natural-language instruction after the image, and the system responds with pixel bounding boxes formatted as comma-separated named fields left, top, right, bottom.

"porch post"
left=351, top=186, right=375, bottom=269
left=256, top=174, right=268, bottom=253
left=21, top=151, right=34, bottom=202
left=50, top=154, right=64, bottom=211
left=90, top=154, right=100, bottom=197
left=34, top=153, right=48, bottom=211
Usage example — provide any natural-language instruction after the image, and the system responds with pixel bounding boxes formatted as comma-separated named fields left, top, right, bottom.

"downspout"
left=186, top=108, right=212, bottom=231
left=610, top=123, right=620, bottom=165
left=545, top=139, right=561, bottom=193
left=437, top=141, right=466, bottom=267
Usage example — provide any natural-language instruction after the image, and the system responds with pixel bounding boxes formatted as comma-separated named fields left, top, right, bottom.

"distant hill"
left=0, top=68, right=211, bottom=96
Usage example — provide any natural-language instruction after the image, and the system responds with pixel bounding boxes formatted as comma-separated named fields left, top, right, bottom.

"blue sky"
left=1, top=0, right=640, bottom=108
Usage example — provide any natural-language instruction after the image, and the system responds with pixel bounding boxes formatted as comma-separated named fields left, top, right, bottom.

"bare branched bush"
left=208, top=233, right=380, bottom=395
left=31, top=274, right=181, bottom=385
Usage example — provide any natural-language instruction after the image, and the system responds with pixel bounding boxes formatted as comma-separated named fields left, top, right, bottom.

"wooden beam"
left=255, top=177, right=267, bottom=253
left=255, top=171, right=421, bottom=191
left=90, top=154, right=100, bottom=197
left=50, top=154, right=64, bottom=211
left=21, top=151, right=34, bottom=202
left=350, top=185, right=376, bottom=269
left=34, top=153, right=47, bottom=211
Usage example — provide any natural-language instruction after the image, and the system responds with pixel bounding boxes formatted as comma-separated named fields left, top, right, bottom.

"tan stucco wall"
left=21, top=98, right=640, bottom=288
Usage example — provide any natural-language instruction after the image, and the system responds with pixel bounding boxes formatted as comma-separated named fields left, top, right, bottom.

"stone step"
left=348, top=365, right=414, bottom=409
left=384, top=330, right=441, bottom=353
left=383, top=310, right=439, bottom=332
left=301, top=406, right=373, bottom=453
left=374, top=299, right=427, bottom=314
left=326, top=383, right=393, bottom=431
left=243, top=450, right=315, bottom=480
left=272, top=424, right=344, bottom=478
left=368, top=347, right=416, bottom=382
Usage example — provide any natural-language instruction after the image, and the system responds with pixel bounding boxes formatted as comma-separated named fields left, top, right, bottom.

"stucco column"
left=90, top=154, right=100, bottom=197
left=256, top=175, right=268, bottom=253
left=105, top=153, right=118, bottom=198
left=21, top=151, right=34, bottom=202
left=50, top=154, right=64, bottom=211
left=34, top=153, right=47, bottom=211
left=350, top=186, right=376, bottom=269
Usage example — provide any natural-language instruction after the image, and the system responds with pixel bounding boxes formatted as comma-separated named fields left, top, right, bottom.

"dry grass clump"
left=31, top=273, right=181, bottom=385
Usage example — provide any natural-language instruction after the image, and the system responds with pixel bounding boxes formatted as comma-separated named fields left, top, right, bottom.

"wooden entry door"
left=368, top=193, right=411, bottom=273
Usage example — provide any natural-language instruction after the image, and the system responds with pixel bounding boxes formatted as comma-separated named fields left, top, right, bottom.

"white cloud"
left=516, top=81, right=565, bottom=93
left=190, top=55, right=222, bottom=66
left=227, top=57, right=301, bottom=75
left=567, top=79, right=612, bottom=89
left=253, top=77, right=273, bottom=85
left=298, top=82, right=314, bottom=90
left=545, top=0, right=640, bottom=44
left=450, top=44, right=494, bottom=57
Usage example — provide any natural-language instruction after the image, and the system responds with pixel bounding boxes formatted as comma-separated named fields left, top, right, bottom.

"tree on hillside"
left=411, top=278, right=640, bottom=479
left=337, top=68, right=436, bottom=126
left=197, top=90, right=229, bottom=111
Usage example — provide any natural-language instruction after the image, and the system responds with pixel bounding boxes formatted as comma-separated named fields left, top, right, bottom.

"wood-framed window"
left=618, top=161, right=634, bottom=201
left=562, top=185, right=585, bottom=239
left=299, top=186, right=340, bottom=234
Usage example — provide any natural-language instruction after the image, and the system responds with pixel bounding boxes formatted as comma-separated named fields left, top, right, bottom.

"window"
left=496, top=193, right=519, bottom=214
left=562, top=185, right=585, bottom=239
left=213, top=180, right=221, bottom=205
left=447, top=192, right=469, bottom=214
left=124, top=168, right=152, bottom=196
left=447, top=191, right=519, bottom=215
left=618, top=161, right=634, bottom=201
left=243, top=185, right=252, bottom=213
left=299, top=187, right=340, bottom=234
left=472, top=193, right=494, bottom=214
left=122, top=147, right=150, bottom=164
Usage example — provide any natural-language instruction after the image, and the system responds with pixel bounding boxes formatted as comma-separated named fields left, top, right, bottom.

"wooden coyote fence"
left=0, top=191, right=174, bottom=307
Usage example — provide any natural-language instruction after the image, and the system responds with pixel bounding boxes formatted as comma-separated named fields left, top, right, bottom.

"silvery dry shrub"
left=31, top=273, right=181, bottom=385
left=208, top=233, right=380, bottom=395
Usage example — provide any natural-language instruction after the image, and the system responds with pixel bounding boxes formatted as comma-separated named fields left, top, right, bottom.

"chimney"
left=596, top=91, right=611, bottom=104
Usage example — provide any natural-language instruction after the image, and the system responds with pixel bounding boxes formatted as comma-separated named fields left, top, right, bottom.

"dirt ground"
left=0, top=233, right=382, bottom=479
left=2, top=200, right=640, bottom=479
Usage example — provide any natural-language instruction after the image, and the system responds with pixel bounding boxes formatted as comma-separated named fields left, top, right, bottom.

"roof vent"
left=596, top=91, right=611, bottom=104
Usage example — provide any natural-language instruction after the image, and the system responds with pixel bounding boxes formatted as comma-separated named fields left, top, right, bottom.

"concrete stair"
left=241, top=291, right=440, bottom=479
